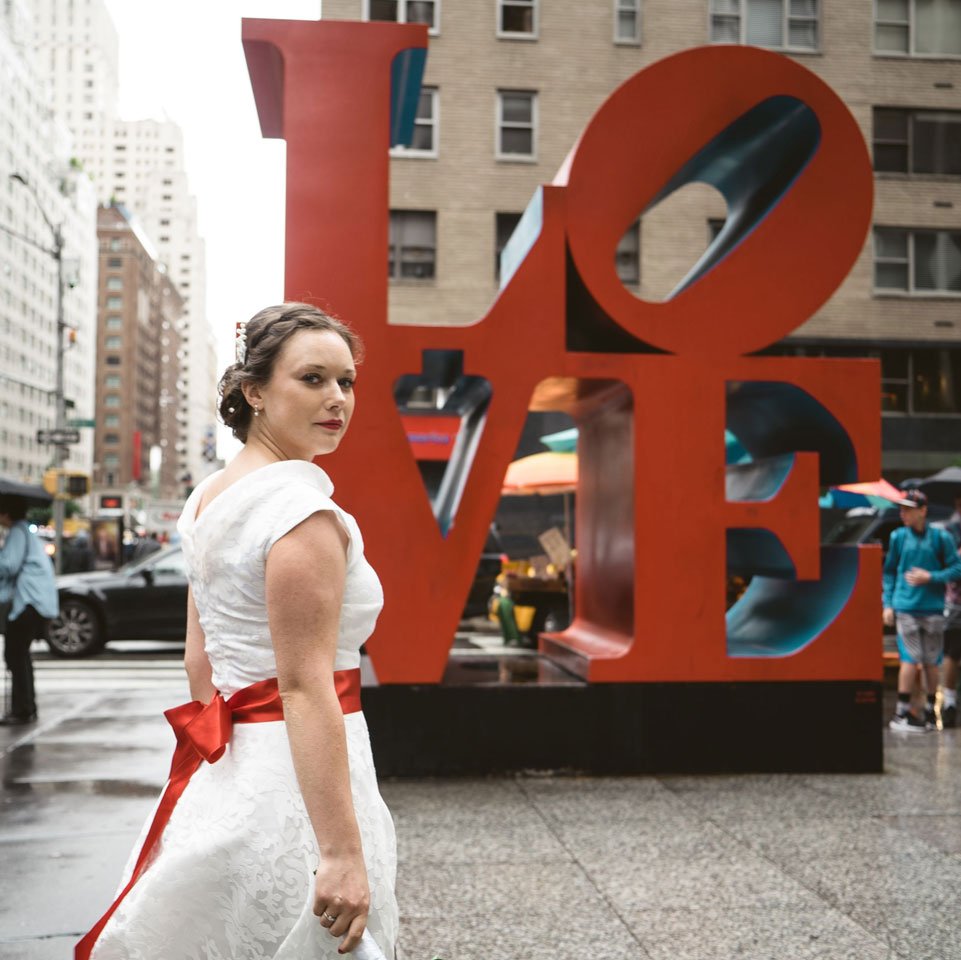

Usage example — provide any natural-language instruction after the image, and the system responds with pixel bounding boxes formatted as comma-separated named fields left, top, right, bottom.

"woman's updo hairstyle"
left=218, top=302, right=364, bottom=443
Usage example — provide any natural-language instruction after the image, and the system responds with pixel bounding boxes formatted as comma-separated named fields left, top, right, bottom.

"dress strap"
left=76, top=670, right=362, bottom=959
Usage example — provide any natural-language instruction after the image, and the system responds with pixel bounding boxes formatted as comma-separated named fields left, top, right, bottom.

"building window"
left=109, top=238, right=122, bottom=251
left=104, top=433, right=120, bottom=445
left=365, top=0, right=439, bottom=32
left=616, top=220, right=641, bottom=286
left=389, top=210, right=437, bottom=280
left=710, top=0, right=819, bottom=51
left=498, top=0, right=537, bottom=37
left=106, top=316, right=122, bottom=330
left=879, top=348, right=961, bottom=414
left=873, top=107, right=961, bottom=175
left=106, top=296, right=122, bottom=309
left=913, top=349, right=961, bottom=412
left=104, top=395, right=120, bottom=408
left=106, top=277, right=122, bottom=290
left=104, top=414, right=120, bottom=427
left=105, top=375, right=121, bottom=388
left=106, top=356, right=121, bottom=366
left=874, top=0, right=961, bottom=57
left=391, top=87, right=438, bottom=157
left=104, top=455, right=120, bottom=470
left=874, top=227, right=961, bottom=295
left=495, top=212, right=523, bottom=280
left=105, top=335, right=122, bottom=349
left=107, top=257, right=122, bottom=268
left=881, top=349, right=910, bottom=412
left=497, top=90, right=537, bottom=159
left=614, top=0, right=641, bottom=43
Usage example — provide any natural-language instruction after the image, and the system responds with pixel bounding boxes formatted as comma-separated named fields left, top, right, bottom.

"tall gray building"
left=0, top=0, right=98, bottom=485
left=32, top=0, right=217, bottom=494
left=324, top=0, right=961, bottom=476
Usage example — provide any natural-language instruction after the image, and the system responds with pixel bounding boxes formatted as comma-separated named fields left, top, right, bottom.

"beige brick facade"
left=322, top=0, right=961, bottom=354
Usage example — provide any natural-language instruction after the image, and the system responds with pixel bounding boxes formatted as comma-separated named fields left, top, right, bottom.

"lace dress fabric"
left=90, top=460, right=398, bottom=960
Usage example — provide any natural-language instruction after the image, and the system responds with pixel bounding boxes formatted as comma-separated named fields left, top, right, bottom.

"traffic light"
left=65, top=473, right=89, bottom=496
left=42, top=470, right=89, bottom=499
left=42, top=468, right=60, bottom=496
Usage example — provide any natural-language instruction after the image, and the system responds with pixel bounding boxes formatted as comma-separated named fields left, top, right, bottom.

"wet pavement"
left=2, top=641, right=961, bottom=959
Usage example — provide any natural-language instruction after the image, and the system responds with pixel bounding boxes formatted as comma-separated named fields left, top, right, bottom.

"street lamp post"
left=8, top=173, right=68, bottom=574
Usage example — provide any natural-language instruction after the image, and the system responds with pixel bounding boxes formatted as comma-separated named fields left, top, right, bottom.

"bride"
left=77, top=303, right=397, bottom=959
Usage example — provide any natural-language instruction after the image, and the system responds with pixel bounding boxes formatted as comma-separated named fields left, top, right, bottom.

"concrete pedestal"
left=363, top=656, right=883, bottom=776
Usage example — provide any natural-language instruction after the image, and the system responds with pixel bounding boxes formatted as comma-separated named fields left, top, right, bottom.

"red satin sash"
left=75, top=670, right=362, bottom=960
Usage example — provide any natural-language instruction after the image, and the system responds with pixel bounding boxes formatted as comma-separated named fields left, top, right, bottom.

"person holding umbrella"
left=0, top=494, right=59, bottom=726
left=883, top=489, right=961, bottom=731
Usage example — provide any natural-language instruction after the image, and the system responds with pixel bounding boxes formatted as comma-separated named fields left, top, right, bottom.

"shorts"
left=944, top=604, right=961, bottom=661
left=896, top=613, right=945, bottom=666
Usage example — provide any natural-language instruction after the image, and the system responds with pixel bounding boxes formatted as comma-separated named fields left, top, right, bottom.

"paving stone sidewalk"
left=2, top=675, right=960, bottom=960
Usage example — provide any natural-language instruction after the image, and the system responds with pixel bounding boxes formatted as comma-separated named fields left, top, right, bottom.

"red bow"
left=76, top=671, right=361, bottom=959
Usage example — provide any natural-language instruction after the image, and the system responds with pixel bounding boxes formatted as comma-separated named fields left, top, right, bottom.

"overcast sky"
left=102, top=0, right=323, bottom=460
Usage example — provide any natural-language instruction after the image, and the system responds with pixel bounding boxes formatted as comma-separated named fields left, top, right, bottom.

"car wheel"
left=46, top=599, right=105, bottom=658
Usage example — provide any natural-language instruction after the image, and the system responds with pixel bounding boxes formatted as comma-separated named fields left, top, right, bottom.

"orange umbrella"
left=833, top=479, right=904, bottom=503
left=502, top=451, right=577, bottom=495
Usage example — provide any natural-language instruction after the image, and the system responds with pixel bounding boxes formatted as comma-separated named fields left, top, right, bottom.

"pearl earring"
left=254, top=407, right=260, bottom=417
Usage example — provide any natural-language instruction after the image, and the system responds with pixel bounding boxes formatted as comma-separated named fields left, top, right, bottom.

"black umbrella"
left=0, top=477, right=53, bottom=509
left=914, top=466, right=961, bottom=507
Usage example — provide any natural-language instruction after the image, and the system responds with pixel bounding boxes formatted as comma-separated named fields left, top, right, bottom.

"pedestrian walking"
left=77, top=303, right=397, bottom=959
left=883, top=489, right=961, bottom=732
left=0, top=495, right=58, bottom=726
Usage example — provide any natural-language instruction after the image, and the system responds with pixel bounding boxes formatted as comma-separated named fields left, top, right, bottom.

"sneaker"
left=889, top=711, right=928, bottom=732
left=924, top=707, right=938, bottom=731
left=943, top=704, right=957, bottom=729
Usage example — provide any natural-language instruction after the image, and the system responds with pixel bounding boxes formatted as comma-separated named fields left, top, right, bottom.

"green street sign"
left=68, top=418, right=96, bottom=428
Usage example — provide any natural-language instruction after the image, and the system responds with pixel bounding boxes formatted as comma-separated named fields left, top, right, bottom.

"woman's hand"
left=314, top=851, right=370, bottom=954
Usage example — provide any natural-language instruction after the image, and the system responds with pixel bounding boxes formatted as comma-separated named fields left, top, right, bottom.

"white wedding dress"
left=89, top=459, right=398, bottom=960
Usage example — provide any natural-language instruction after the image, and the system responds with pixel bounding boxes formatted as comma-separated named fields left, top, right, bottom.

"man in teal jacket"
left=883, top=489, right=961, bottom=732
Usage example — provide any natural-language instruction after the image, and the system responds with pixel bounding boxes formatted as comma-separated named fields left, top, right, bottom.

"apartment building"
left=323, top=0, right=961, bottom=475
left=95, top=204, right=182, bottom=497
left=94, top=117, right=212, bottom=492
left=33, top=0, right=217, bottom=494
left=0, top=0, right=98, bottom=484
left=30, top=0, right=119, bottom=142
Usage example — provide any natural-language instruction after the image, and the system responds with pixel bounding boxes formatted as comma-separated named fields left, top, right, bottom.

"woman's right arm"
left=266, top=509, right=369, bottom=955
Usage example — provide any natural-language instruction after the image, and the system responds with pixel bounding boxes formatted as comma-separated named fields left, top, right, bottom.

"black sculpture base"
left=362, top=656, right=883, bottom=776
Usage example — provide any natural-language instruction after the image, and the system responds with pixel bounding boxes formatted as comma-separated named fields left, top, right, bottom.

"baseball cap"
left=897, top=488, right=928, bottom=508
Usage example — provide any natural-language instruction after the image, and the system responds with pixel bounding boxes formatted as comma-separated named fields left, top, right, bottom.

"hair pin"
left=235, top=321, right=248, bottom=365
